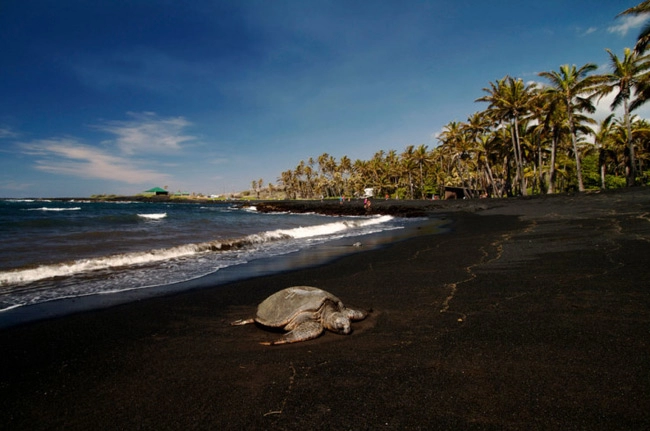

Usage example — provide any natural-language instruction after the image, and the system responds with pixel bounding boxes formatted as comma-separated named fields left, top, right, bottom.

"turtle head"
left=324, top=311, right=351, bottom=334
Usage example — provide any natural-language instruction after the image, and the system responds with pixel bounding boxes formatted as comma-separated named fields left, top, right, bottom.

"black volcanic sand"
left=2, top=189, right=650, bottom=430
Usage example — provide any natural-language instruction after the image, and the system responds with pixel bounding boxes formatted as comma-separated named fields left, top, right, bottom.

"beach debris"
left=231, top=286, right=367, bottom=345
left=352, top=242, right=362, bottom=247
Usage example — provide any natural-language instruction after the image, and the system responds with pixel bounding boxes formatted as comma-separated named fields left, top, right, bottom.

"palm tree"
left=543, top=104, right=563, bottom=194
left=437, top=121, right=463, bottom=187
left=305, top=172, right=315, bottom=198
left=535, top=87, right=581, bottom=194
left=339, top=155, right=352, bottom=196
left=464, top=112, right=501, bottom=196
left=279, top=170, right=296, bottom=199
left=366, top=151, right=385, bottom=195
left=293, top=161, right=305, bottom=198
left=315, top=153, right=339, bottom=197
left=475, top=132, right=503, bottom=197
left=350, top=159, right=368, bottom=196
left=476, top=76, right=538, bottom=195
left=594, top=114, right=617, bottom=189
left=612, top=116, right=650, bottom=181
left=632, top=118, right=650, bottom=174
left=438, top=121, right=480, bottom=196
left=412, top=144, right=431, bottom=198
left=385, top=149, right=401, bottom=198
left=619, top=1, right=650, bottom=54
left=538, top=64, right=599, bottom=192
left=594, top=48, right=650, bottom=185
left=400, top=145, right=417, bottom=199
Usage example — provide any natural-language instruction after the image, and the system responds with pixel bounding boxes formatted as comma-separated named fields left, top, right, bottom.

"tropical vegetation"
left=262, top=3, right=650, bottom=199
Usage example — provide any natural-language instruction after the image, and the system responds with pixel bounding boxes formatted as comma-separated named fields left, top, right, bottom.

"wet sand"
left=1, top=188, right=650, bottom=430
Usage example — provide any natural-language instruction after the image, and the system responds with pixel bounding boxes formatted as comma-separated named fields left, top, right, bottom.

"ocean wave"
left=138, top=213, right=167, bottom=220
left=26, top=207, right=81, bottom=211
left=265, top=214, right=394, bottom=239
left=0, top=215, right=395, bottom=287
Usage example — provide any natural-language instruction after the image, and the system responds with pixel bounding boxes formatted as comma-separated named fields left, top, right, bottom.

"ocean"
left=0, top=199, right=440, bottom=326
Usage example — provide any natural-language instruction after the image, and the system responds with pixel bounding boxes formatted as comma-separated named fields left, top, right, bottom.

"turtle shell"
left=255, top=286, right=343, bottom=327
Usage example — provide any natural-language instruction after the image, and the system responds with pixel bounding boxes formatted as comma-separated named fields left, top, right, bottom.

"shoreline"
left=0, top=216, right=445, bottom=329
left=2, top=188, right=650, bottom=429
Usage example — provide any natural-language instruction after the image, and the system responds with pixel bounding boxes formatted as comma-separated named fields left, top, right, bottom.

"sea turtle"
left=231, top=286, right=368, bottom=345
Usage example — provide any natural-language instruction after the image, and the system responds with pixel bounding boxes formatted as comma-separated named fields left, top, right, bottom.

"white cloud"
left=14, top=112, right=200, bottom=186
left=93, top=112, right=196, bottom=155
left=581, top=27, right=598, bottom=36
left=608, top=14, right=649, bottom=36
left=590, top=92, right=650, bottom=139
left=592, top=92, right=619, bottom=124
left=20, top=138, right=171, bottom=184
left=0, top=127, right=19, bottom=139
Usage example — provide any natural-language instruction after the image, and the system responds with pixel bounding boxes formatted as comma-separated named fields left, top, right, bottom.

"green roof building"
left=143, top=187, right=169, bottom=195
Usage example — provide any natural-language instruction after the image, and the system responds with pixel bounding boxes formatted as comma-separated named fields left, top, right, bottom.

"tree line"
left=267, top=2, right=650, bottom=199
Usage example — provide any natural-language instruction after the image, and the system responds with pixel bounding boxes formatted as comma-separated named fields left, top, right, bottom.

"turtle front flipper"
left=261, top=321, right=324, bottom=345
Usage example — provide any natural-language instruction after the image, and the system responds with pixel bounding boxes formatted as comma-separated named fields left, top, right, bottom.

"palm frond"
left=619, top=0, right=650, bottom=16
left=635, top=21, right=650, bottom=53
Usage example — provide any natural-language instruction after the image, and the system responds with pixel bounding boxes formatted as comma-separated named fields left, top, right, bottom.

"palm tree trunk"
left=419, top=162, right=424, bottom=199
left=547, top=129, right=558, bottom=194
left=484, top=161, right=498, bottom=197
left=624, top=99, right=637, bottom=186
left=566, top=103, right=585, bottom=192
left=537, top=140, right=545, bottom=194
left=511, top=118, right=527, bottom=196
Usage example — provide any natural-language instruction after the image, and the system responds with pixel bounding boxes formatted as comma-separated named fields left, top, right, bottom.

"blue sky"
left=0, top=1, right=646, bottom=197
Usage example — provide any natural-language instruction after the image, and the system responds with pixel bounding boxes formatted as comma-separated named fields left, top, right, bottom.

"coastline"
left=2, top=188, right=650, bottom=429
left=0, top=216, right=444, bottom=329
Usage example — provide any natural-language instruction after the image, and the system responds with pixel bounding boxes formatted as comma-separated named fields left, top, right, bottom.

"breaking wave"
left=27, top=207, right=81, bottom=211
left=0, top=215, right=396, bottom=288
left=137, top=213, right=167, bottom=220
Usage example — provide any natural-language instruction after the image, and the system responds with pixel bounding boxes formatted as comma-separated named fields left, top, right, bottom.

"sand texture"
left=2, top=188, right=650, bottom=430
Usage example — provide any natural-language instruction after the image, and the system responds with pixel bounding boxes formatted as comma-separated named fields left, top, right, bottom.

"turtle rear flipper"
left=261, top=320, right=324, bottom=345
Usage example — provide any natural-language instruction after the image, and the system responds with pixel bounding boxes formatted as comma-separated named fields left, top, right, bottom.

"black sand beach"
left=2, top=189, right=650, bottom=430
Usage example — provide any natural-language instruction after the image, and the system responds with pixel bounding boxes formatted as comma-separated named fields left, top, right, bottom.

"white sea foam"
left=0, top=303, right=22, bottom=312
left=0, top=244, right=201, bottom=287
left=137, top=213, right=167, bottom=220
left=27, top=207, right=81, bottom=211
left=269, top=215, right=394, bottom=239
left=0, top=215, right=397, bottom=288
